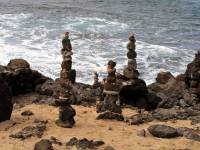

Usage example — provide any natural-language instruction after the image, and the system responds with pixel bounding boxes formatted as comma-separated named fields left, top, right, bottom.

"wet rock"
left=148, top=125, right=180, bottom=138
left=21, top=110, right=34, bottom=116
left=156, top=71, right=174, bottom=84
left=34, top=139, right=54, bottom=150
left=0, top=77, right=13, bottom=122
left=96, top=111, right=124, bottom=121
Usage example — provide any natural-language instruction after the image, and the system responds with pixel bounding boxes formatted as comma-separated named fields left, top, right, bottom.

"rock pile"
left=10, top=121, right=47, bottom=139
left=55, top=90, right=76, bottom=128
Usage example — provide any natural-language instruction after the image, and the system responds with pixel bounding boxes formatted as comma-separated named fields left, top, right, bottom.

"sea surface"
left=0, top=0, right=200, bottom=84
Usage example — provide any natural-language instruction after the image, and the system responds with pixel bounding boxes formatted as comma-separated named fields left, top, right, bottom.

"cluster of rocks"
left=34, top=137, right=107, bottom=150
left=126, top=107, right=200, bottom=125
left=60, top=32, right=76, bottom=84
left=10, top=120, right=47, bottom=140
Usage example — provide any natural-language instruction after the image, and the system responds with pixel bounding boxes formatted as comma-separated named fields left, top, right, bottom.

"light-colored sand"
left=1, top=104, right=200, bottom=150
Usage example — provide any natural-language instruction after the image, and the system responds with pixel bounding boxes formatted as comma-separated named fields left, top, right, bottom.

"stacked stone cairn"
left=97, top=60, right=121, bottom=113
left=55, top=90, right=76, bottom=128
left=123, top=34, right=139, bottom=80
left=60, top=32, right=76, bottom=84
left=120, top=34, right=149, bottom=109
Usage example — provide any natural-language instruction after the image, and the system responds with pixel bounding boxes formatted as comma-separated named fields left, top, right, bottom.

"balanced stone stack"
left=55, top=90, right=76, bottom=128
left=123, top=34, right=139, bottom=80
left=60, top=32, right=76, bottom=84
left=101, top=60, right=121, bottom=113
left=120, top=34, right=149, bottom=109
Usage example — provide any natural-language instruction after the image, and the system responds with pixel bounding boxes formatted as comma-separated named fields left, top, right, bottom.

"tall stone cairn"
left=123, top=34, right=139, bottom=80
left=60, top=32, right=76, bottom=84
left=102, top=60, right=121, bottom=113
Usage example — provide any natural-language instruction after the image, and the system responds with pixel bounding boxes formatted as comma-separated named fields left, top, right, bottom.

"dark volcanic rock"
left=34, top=139, right=54, bottom=150
left=119, top=79, right=148, bottom=107
left=10, top=121, right=47, bottom=139
left=96, top=111, right=124, bottom=121
left=148, top=124, right=180, bottom=138
left=66, top=137, right=104, bottom=149
left=0, top=59, right=49, bottom=96
left=0, top=77, right=13, bottom=122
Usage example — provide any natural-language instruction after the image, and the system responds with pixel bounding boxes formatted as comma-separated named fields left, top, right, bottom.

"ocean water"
left=0, top=0, right=200, bottom=84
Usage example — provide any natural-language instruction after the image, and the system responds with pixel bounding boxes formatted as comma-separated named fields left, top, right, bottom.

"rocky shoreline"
left=1, top=35, right=200, bottom=149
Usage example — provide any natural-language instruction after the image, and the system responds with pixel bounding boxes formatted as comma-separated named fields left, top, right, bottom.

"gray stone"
left=148, top=125, right=180, bottom=138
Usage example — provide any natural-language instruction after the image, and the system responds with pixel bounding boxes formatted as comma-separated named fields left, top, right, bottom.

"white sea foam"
left=0, top=13, right=194, bottom=85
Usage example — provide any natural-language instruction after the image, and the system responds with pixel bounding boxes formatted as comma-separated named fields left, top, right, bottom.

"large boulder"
left=0, top=59, right=49, bottom=95
left=119, top=79, right=148, bottom=107
left=0, top=77, right=13, bottom=122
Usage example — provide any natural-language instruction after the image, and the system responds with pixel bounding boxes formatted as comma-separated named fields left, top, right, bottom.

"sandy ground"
left=1, top=104, right=200, bottom=150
